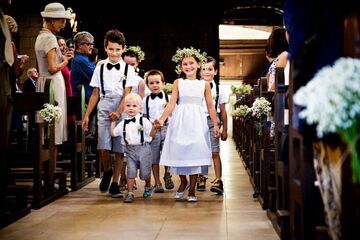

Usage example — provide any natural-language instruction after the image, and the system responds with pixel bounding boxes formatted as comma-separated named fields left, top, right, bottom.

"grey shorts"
left=97, top=96, right=123, bottom=153
left=207, top=116, right=220, bottom=153
left=150, top=125, right=167, bottom=164
left=125, top=143, right=152, bottom=180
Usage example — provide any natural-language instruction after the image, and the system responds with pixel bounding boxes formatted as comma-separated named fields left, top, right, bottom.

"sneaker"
left=210, top=178, right=224, bottom=194
left=108, top=182, right=123, bottom=198
left=163, top=175, right=174, bottom=190
left=153, top=184, right=165, bottom=193
left=124, top=192, right=135, bottom=203
left=196, top=176, right=207, bottom=191
left=99, top=170, right=113, bottom=193
left=143, top=187, right=153, bottom=199
left=187, top=196, right=198, bottom=202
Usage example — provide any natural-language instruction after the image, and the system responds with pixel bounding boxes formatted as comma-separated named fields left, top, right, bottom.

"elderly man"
left=71, top=31, right=95, bottom=103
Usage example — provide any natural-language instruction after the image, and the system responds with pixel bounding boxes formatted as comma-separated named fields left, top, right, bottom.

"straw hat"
left=41, top=2, right=71, bottom=19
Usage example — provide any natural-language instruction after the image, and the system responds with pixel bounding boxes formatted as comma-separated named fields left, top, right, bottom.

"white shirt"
left=202, top=80, right=229, bottom=115
left=90, top=58, right=137, bottom=97
left=113, top=113, right=153, bottom=145
left=142, top=91, right=170, bottom=123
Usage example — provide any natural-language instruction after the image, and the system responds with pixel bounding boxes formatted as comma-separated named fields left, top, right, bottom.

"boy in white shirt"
left=82, top=29, right=138, bottom=198
left=197, top=56, right=229, bottom=194
left=111, top=93, right=156, bottom=203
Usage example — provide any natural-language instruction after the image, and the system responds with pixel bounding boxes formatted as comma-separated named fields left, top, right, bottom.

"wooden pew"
left=8, top=79, right=68, bottom=209
left=257, top=77, right=276, bottom=210
left=266, top=67, right=290, bottom=239
left=58, top=85, right=95, bottom=190
left=288, top=67, right=328, bottom=240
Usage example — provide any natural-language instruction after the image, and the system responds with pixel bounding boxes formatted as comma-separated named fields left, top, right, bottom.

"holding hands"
left=213, top=125, right=220, bottom=139
left=153, top=119, right=164, bottom=129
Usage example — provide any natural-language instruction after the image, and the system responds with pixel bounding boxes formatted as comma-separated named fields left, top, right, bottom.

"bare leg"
left=113, top=152, right=123, bottom=183
left=188, top=174, right=197, bottom=197
left=212, top=152, right=222, bottom=179
left=99, top=149, right=111, bottom=171
left=152, top=164, right=161, bottom=185
left=127, top=178, right=135, bottom=193
left=178, top=175, right=188, bottom=192
left=145, top=177, right=151, bottom=188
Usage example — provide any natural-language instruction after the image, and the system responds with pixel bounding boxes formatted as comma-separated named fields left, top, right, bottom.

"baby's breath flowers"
left=248, top=97, right=271, bottom=136
left=172, top=47, right=207, bottom=74
left=294, top=57, right=360, bottom=182
left=124, top=46, right=145, bottom=62
left=162, top=83, right=173, bottom=95
left=232, top=105, right=250, bottom=118
left=39, top=103, right=62, bottom=123
left=231, top=84, right=253, bottom=95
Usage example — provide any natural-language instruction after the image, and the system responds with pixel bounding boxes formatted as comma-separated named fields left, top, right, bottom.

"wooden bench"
left=8, top=79, right=68, bottom=209
left=58, top=85, right=96, bottom=190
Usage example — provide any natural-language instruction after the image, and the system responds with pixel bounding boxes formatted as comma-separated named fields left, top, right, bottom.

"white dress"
left=160, top=78, right=212, bottom=175
left=35, top=28, right=67, bottom=145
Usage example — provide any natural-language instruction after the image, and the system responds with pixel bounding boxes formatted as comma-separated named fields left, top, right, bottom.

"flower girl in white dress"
left=154, top=47, right=219, bottom=202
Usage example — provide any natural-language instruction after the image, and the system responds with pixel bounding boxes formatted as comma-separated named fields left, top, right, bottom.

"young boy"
left=111, top=93, right=156, bottom=203
left=82, top=29, right=138, bottom=198
left=119, top=45, right=147, bottom=190
left=142, top=69, right=174, bottom=193
left=197, top=56, right=229, bottom=194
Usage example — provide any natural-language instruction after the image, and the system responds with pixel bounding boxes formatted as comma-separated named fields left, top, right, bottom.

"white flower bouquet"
left=249, top=97, right=271, bottom=136
left=231, top=84, right=253, bottom=95
left=249, top=97, right=271, bottom=120
left=294, top=57, right=360, bottom=182
left=39, top=103, right=62, bottom=123
left=232, top=105, right=250, bottom=118
left=162, top=83, right=173, bottom=95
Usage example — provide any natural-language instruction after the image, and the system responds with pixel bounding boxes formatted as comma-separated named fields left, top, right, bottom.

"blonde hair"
left=125, top=93, right=142, bottom=106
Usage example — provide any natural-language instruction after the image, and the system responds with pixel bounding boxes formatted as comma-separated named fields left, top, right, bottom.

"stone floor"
left=0, top=138, right=279, bottom=240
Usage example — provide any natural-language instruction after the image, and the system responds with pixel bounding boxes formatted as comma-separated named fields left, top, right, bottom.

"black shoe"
left=109, top=182, right=123, bottom=198
left=196, top=176, right=207, bottom=191
left=210, top=178, right=224, bottom=194
left=99, top=170, right=113, bottom=192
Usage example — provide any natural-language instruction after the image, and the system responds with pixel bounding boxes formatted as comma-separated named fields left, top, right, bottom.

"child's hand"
left=82, top=116, right=89, bottom=131
left=108, top=111, right=119, bottom=121
left=221, top=130, right=228, bottom=141
left=213, top=125, right=220, bottom=139
left=153, top=119, right=164, bottom=128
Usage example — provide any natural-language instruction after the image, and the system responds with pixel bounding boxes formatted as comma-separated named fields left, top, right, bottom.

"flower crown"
left=172, top=47, right=207, bottom=74
left=124, top=45, right=145, bottom=62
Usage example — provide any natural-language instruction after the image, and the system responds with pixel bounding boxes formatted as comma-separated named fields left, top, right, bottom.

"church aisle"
left=0, top=139, right=279, bottom=240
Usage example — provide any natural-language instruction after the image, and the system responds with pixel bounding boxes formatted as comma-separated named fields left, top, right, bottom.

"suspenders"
left=145, top=92, right=169, bottom=121
left=123, top=116, right=144, bottom=145
left=100, top=63, right=129, bottom=97
left=214, top=82, right=219, bottom=111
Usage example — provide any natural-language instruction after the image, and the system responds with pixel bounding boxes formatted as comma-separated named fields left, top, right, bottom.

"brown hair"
left=144, top=69, right=165, bottom=84
left=104, top=29, right=126, bottom=48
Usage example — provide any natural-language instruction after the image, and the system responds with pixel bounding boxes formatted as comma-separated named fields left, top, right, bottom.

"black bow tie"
left=150, top=92, right=163, bottom=99
left=107, top=63, right=120, bottom=71
left=124, top=117, right=136, bottom=124
left=210, top=82, right=213, bottom=89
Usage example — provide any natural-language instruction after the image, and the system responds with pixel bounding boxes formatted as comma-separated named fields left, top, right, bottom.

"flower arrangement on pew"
left=232, top=105, right=250, bottom=119
left=39, top=103, right=62, bottom=123
left=248, top=97, right=271, bottom=136
left=294, top=57, right=360, bottom=182
left=231, top=84, right=253, bottom=95
left=162, top=83, right=173, bottom=95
